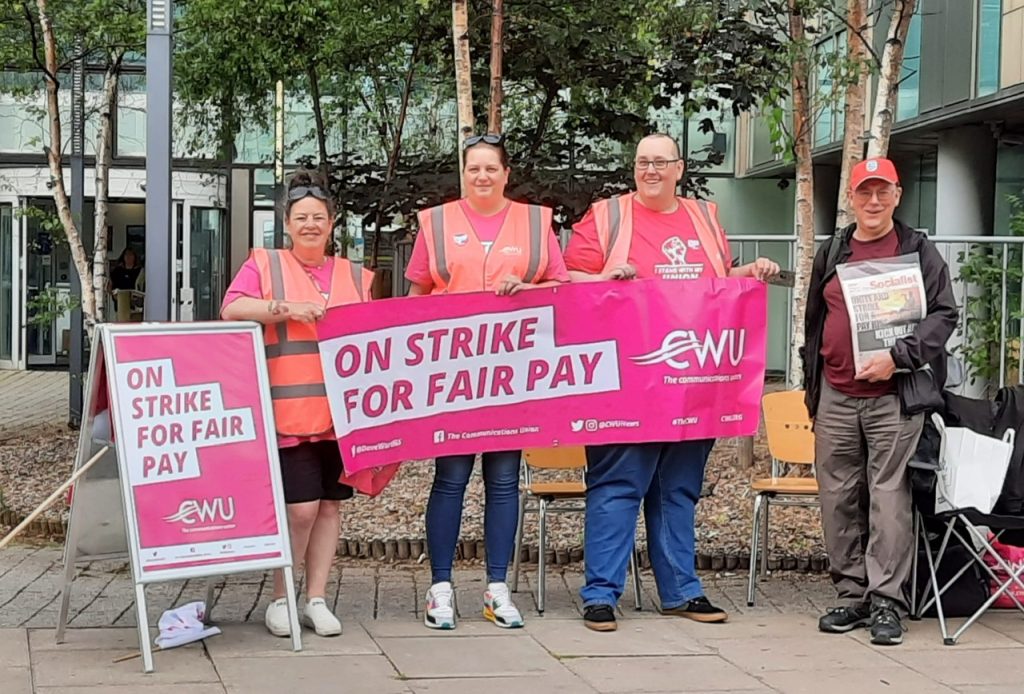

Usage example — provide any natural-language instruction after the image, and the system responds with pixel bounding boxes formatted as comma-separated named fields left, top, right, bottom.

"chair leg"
left=748, top=493, right=764, bottom=607
left=511, top=492, right=527, bottom=593
left=537, top=498, right=548, bottom=614
left=630, top=548, right=642, bottom=611
left=760, top=496, right=770, bottom=577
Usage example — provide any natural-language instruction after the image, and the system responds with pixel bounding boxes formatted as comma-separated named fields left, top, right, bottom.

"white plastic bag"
left=154, top=601, right=221, bottom=649
left=932, top=413, right=1016, bottom=515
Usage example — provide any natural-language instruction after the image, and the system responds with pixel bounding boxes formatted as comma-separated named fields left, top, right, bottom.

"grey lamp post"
left=69, top=50, right=84, bottom=426
left=144, top=0, right=173, bottom=321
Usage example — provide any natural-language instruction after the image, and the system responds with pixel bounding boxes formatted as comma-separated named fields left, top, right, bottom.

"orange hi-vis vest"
left=592, top=193, right=730, bottom=278
left=417, top=200, right=553, bottom=293
left=251, top=248, right=373, bottom=438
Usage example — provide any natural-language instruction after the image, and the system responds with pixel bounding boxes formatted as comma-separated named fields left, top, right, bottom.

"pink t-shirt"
left=221, top=256, right=336, bottom=449
left=565, top=198, right=732, bottom=281
left=405, top=199, right=570, bottom=289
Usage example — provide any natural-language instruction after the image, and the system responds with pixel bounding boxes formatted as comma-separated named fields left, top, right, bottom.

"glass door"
left=188, top=207, right=226, bottom=321
left=0, top=203, right=17, bottom=369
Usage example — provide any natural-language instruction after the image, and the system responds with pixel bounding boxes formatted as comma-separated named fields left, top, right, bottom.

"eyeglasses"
left=853, top=187, right=897, bottom=203
left=463, top=133, right=505, bottom=149
left=635, top=159, right=681, bottom=171
left=287, top=185, right=329, bottom=202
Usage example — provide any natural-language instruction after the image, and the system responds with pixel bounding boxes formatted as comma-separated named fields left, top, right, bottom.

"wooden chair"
left=510, top=446, right=643, bottom=613
left=747, top=390, right=819, bottom=606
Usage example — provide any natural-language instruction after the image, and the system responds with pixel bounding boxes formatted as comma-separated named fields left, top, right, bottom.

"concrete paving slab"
left=757, top=666, right=958, bottom=694
left=673, top=611, right=819, bottom=641
left=958, top=686, right=1024, bottom=694
left=29, top=627, right=149, bottom=651
left=204, top=621, right=380, bottom=658
left=843, top=619, right=1023, bottom=651
left=35, top=687, right=226, bottom=694
left=214, top=654, right=409, bottom=694
left=30, top=642, right=219, bottom=688
left=562, top=654, right=770, bottom=693
left=405, top=671, right=597, bottom=694
left=363, top=619, right=528, bottom=638
left=711, top=634, right=896, bottom=673
left=377, top=633, right=567, bottom=678
left=1, top=665, right=32, bottom=694
left=0, top=628, right=29, bottom=667
left=974, top=612, right=1024, bottom=645
left=878, top=649, right=1024, bottom=687
left=525, top=618, right=709, bottom=657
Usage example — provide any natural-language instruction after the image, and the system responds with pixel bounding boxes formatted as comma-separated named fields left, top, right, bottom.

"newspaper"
left=835, top=253, right=926, bottom=374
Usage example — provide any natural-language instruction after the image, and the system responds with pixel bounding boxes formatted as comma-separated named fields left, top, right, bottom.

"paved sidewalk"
left=3, top=547, right=1024, bottom=693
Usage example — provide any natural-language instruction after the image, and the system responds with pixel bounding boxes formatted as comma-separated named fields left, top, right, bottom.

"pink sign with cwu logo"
left=318, top=279, right=768, bottom=473
left=108, top=329, right=287, bottom=576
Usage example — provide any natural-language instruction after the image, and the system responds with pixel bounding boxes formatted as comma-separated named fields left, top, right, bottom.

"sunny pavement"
left=2, top=547, right=1024, bottom=693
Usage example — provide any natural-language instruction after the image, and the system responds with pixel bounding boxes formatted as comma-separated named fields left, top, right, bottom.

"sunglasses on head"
left=463, top=133, right=505, bottom=150
left=287, top=185, right=329, bottom=202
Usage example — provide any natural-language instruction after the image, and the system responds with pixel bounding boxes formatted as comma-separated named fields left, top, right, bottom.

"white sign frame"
left=57, top=322, right=301, bottom=672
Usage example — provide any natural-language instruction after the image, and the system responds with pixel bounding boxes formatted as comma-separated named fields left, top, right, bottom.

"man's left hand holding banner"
left=317, top=279, right=768, bottom=474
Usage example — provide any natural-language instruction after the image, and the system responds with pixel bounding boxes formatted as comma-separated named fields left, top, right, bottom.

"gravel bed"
left=0, top=414, right=825, bottom=559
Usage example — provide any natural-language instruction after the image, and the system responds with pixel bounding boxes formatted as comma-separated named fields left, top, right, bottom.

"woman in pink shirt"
left=405, top=134, right=569, bottom=631
left=222, top=169, right=372, bottom=639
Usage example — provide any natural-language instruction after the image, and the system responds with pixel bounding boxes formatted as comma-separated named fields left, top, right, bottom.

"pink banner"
left=109, top=328, right=286, bottom=576
left=319, top=279, right=768, bottom=473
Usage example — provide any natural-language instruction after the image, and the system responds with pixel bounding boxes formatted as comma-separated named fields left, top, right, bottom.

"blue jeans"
left=581, top=440, right=714, bottom=610
left=426, top=451, right=521, bottom=584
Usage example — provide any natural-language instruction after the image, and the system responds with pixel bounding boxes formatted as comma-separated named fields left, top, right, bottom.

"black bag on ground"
left=913, top=539, right=990, bottom=618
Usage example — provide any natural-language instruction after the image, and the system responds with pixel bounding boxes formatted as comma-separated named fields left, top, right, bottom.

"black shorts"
left=278, top=441, right=354, bottom=503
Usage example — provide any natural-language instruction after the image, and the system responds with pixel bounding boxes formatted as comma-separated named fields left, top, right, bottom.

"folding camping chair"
left=510, top=446, right=643, bottom=613
left=747, top=390, right=819, bottom=606
left=911, top=413, right=1024, bottom=645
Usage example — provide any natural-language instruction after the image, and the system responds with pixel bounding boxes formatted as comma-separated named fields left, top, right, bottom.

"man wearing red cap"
left=802, top=157, right=957, bottom=645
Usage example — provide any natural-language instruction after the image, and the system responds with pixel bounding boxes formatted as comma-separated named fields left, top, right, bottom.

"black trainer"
left=583, top=604, right=618, bottom=632
left=870, top=600, right=905, bottom=646
left=818, top=604, right=872, bottom=633
left=660, top=596, right=729, bottom=623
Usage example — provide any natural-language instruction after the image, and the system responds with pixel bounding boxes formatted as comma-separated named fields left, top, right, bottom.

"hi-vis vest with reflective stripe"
left=251, top=248, right=372, bottom=438
left=417, top=200, right=552, bottom=293
left=593, top=194, right=730, bottom=278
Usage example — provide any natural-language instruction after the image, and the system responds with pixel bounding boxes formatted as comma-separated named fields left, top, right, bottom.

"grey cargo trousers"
left=814, top=379, right=924, bottom=611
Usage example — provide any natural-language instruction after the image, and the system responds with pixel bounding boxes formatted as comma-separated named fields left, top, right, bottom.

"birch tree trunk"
left=36, top=0, right=96, bottom=324
left=452, top=0, right=474, bottom=188
left=835, top=0, right=869, bottom=230
left=789, top=0, right=816, bottom=389
left=866, top=0, right=917, bottom=158
left=487, top=0, right=504, bottom=134
left=91, top=54, right=124, bottom=327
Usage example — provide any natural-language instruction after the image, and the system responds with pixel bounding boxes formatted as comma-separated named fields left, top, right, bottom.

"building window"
left=977, top=0, right=1002, bottom=97
left=897, top=10, right=922, bottom=121
left=116, top=74, right=147, bottom=156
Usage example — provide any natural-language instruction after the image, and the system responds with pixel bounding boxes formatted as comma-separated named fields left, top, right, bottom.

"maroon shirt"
left=821, top=229, right=901, bottom=397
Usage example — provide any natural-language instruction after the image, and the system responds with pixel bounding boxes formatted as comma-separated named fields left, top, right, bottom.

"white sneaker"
left=302, top=597, right=342, bottom=636
left=424, top=581, right=456, bottom=630
left=484, top=582, right=524, bottom=628
left=264, top=597, right=291, bottom=637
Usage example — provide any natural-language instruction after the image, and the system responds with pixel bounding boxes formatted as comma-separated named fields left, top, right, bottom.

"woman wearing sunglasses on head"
left=221, top=169, right=373, bottom=638
left=405, top=133, right=570, bottom=631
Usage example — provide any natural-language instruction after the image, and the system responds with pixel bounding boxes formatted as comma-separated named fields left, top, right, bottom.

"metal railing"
left=729, top=234, right=1024, bottom=390
left=390, top=229, right=1024, bottom=391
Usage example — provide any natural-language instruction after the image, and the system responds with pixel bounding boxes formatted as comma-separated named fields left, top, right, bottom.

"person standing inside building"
left=110, top=248, right=143, bottom=322
left=564, top=133, right=779, bottom=632
left=405, top=133, right=570, bottom=630
left=802, top=157, right=957, bottom=646
left=221, top=169, right=374, bottom=638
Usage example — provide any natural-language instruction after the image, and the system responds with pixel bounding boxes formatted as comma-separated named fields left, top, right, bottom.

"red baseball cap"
left=850, top=157, right=900, bottom=190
